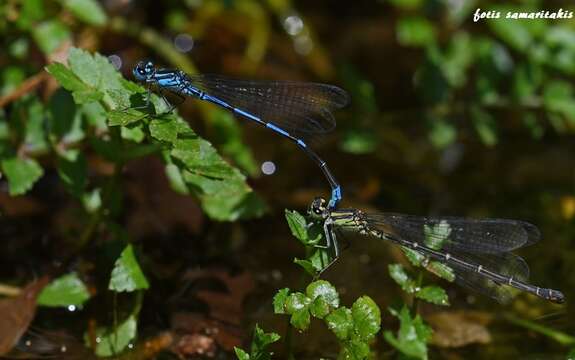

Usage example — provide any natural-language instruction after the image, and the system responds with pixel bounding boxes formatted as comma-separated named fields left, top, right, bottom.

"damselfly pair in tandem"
left=131, top=61, right=564, bottom=304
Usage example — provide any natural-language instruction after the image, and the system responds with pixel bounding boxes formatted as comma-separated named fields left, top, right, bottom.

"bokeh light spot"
left=174, top=33, right=194, bottom=53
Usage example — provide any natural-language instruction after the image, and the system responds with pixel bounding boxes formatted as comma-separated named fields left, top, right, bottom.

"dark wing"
left=186, top=74, right=349, bottom=142
left=365, top=213, right=540, bottom=254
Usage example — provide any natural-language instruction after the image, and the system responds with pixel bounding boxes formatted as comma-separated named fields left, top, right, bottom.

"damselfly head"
left=309, top=197, right=328, bottom=219
left=133, top=61, right=155, bottom=81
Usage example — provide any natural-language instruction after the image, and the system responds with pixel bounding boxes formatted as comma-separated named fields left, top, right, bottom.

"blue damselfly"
left=308, top=197, right=565, bottom=303
left=132, top=61, right=349, bottom=208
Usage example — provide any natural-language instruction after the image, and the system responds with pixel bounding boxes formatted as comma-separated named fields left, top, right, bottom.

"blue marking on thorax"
left=157, top=78, right=179, bottom=87
left=266, top=123, right=289, bottom=137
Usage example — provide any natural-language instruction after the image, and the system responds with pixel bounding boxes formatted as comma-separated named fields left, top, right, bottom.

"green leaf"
left=340, top=129, right=378, bottom=155
left=45, top=63, right=97, bottom=101
left=425, top=261, right=456, bottom=282
left=416, top=285, right=450, bottom=306
left=46, top=63, right=103, bottom=104
left=291, top=308, right=311, bottom=331
left=273, top=288, right=290, bottom=314
left=68, top=48, right=123, bottom=93
left=294, top=248, right=330, bottom=277
left=183, top=172, right=264, bottom=220
left=165, top=163, right=189, bottom=194
left=1, top=157, right=44, bottom=195
left=351, top=296, right=381, bottom=341
left=285, top=209, right=309, bottom=244
left=384, top=306, right=432, bottom=360
left=121, top=124, right=145, bottom=143
left=23, top=98, right=49, bottom=153
left=198, top=187, right=267, bottom=221
left=310, top=296, right=331, bottom=319
left=149, top=117, right=182, bottom=143
left=284, top=292, right=309, bottom=314
left=306, top=280, right=339, bottom=308
left=338, top=339, right=369, bottom=360
left=487, top=13, right=532, bottom=52
left=1, top=66, right=26, bottom=96
left=445, top=0, right=476, bottom=26
left=251, top=324, right=280, bottom=353
left=294, top=258, right=320, bottom=277
left=423, top=221, right=451, bottom=250
left=543, top=81, right=575, bottom=123
left=402, top=247, right=425, bottom=267
left=16, top=0, right=45, bottom=30
left=340, top=64, right=378, bottom=114
left=440, top=32, right=473, bottom=88
left=388, top=264, right=417, bottom=293
left=82, top=188, right=102, bottom=213
left=93, top=315, right=137, bottom=356
left=37, top=273, right=90, bottom=307
left=62, top=0, right=107, bottom=26
left=285, top=293, right=311, bottom=330
left=234, top=347, right=250, bottom=360
left=108, top=109, right=145, bottom=127
left=471, top=106, right=498, bottom=147
left=396, top=17, right=436, bottom=47
left=82, top=101, right=107, bottom=130
left=109, top=244, right=149, bottom=292
left=171, top=138, right=239, bottom=179
left=234, top=324, right=280, bottom=360
left=209, top=110, right=259, bottom=176
left=32, top=20, right=71, bottom=55
left=428, top=118, right=456, bottom=149
left=326, top=307, right=353, bottom=340
left=388, top=0, right=423, bottom=9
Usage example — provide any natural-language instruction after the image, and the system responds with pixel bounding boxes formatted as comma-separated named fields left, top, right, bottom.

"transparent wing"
left=185, top=74, right=350, bottom=142
left=365, top=213, right=540, bottom=254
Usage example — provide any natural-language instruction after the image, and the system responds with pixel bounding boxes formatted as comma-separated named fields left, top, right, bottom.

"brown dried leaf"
left=8, top=329, right=96, bottom=359
left=0, top=192, right=45, bottom=216
left=183, top=269, right=255, bottom=325
left=172, top=313, right=243, bottom=351
left=426, top=310, right=493, bottom=348
left=174, top=334, right=216, bottom=358
left=0, top=277, right=50, bottom=355
left=118, top=332, right=173, bottom=360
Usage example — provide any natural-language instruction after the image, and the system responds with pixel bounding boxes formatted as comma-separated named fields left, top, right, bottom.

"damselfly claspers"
left=132, top=61, right=349, bottom=209
left=308, top=197, right=565, bottom=303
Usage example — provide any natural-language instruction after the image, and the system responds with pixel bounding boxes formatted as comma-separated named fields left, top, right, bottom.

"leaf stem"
left=504, top=313, right=575, bottom=346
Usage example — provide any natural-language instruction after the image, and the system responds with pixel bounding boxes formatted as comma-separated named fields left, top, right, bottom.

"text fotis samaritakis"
left=473, top=8, right=574, bottom=22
